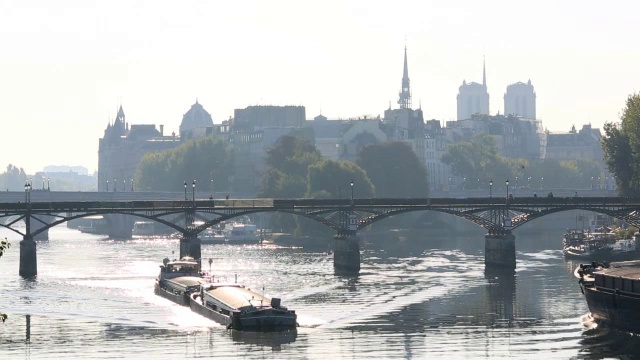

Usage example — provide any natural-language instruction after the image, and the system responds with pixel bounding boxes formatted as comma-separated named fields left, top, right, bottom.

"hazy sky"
left=1, top=0, right=639, bottom=174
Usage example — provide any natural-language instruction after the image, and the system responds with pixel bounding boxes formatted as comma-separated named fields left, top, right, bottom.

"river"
left=1, top=224, right=640, bottom=359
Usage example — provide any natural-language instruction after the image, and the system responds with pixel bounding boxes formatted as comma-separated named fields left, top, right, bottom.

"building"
left=457, top=60, right=490, bottom=120
left=447, top=114, right=545, bottom=161
left=504, top=80, right=536, bottom=119
left=546, top=124, right=603, bottom=162
left=179, top=100, right=215, bottom=140
left=98, top=105, right=181, bottom=192
left=231, top=105, right=307, bottom=195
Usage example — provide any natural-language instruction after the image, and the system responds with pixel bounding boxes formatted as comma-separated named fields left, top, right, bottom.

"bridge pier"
left=334, top=234, right=360, bottom=273
left=105, top=214, right=134, bottom=239
left=19, top=235, right=37, bottom=278
left=484, top=232, right=516, bottom=269
left=179, top=234, right=202, bottom=262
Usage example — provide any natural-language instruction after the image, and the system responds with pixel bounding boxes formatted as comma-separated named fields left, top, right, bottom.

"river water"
left=1, top=224, right=640, bottom=359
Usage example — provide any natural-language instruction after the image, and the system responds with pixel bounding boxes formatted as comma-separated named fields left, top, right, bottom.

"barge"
left=154, top=257, right=207, bottom=306
left=576, top=260, right=640, bottom=333
left=155, top=256, right=297, bottom=331
left=190, top=283, right=297, bottom=331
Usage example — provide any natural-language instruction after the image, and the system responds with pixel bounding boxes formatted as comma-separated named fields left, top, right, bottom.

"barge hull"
left=582, top=284, right=640, bottom=333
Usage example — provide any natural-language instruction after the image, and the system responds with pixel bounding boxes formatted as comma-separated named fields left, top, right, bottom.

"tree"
left=356, top=142, right=428, bottom=197
left=0, top=164, right=27, bottom=191
left=307, top=160, right=374, bottom=199
left=602, top=95, right=639, bottom=195
left=259, top=135, right=322, bottom=198
left=135, top=136, right=233, bottom=193
left=442, top=134, right=514, bottom=186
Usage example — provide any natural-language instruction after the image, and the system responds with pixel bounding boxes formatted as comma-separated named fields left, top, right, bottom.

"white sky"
left=1, top=0, right=639, bottom=174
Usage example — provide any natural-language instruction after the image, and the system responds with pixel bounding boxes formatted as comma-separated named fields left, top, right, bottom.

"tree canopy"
left=259, top=135, right=322, bottom=198
left=134, top=136, right=233, bottom=193
left=356, top=141, right=428, bottom=197
left=307, top=159, right=374, bottom=199
left=602, top=94, right=640, bottom=195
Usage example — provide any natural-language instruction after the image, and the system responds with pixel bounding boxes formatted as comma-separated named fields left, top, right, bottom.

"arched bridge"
left=5, top=196, right=640, bottom=277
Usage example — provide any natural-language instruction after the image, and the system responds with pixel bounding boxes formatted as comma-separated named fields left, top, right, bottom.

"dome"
left=179, top=100, right=214, bottom=135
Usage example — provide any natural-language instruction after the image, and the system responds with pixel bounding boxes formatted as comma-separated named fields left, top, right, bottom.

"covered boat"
left=154, top=257, right=207, bottom=306
left=576, top=261, right=640, bottom=333
left=190, top=283, right=297, bottom=331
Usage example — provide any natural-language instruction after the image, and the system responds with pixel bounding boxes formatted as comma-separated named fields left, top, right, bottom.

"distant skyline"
left=1, top=0, right=639, bottom=174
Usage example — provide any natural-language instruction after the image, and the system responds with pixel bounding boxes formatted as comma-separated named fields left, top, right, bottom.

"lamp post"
left=114, top=178, right=117, bottom=192
left=24, top=180, right=29, bottom=203
left=42, top=177, right=45, bottom=190
left=528, top=176, right=531, bottom=189
left=192, top=180, right=196, bottom=202
left=131, top=178, right=134, bottom=192
left=106, top=180, right=109, bottom=192
left=123, top=179, right=125, bottom=192
left=506, top=179, right=510, bottom=202
left=350, top=180, right=354, bottom=204
left=184, top=181, right=187, bottom=200
left=541, top=177, right=544, bottom=189
left=463, top=177, right=466, bottom=190
left=591, top=176, right=594, bottom=189
left=489, top=179, right=493, bottom=198
left=448, top=177, right=451, bottom=191
left=47, top=177, right=50, bottom=191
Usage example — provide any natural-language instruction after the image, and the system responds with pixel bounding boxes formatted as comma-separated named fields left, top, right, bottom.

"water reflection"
left=231, top=329, right=297, bottom=351
left=484, top=267, right=516, bottom=326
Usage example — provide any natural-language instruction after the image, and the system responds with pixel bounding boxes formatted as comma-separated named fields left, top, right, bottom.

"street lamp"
left=591, top=176, right=594, bottom=189
left=47, top=177, right=50, bottom=191
left=463, top=177, right=466, bottom=190
left=192, top=180, right=196, bottom=202
left=184, top=181, right=187, bottom=200
left=24, top=180, right=30, bottom=203
left=541, top=177, right=544, bottom=189
left=131, top=178, right=134, bottom=192
left=350, top=180, right=354, bottom=204
left=489, top=179, right=493, bottom=198
left=42, top=177, right=45, bottom=190
left=106, top=180, right=109, bottom=192
left=123, top=179, right=125, bottom=192
left=506, top=179, right=510, bottom=202
left=528, top=176, right=531, bottom=189
left=448, top=177, right=451, bottom=191
left=114, top=178, right=117, bottom=192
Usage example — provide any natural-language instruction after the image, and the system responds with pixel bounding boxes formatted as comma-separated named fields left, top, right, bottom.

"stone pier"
left=105, top=214, right=134, bottom=239
left=179, top=234, right=202, bottom=262
left=19, top=236, right=37, bottom=278
left=484, top=232, right=516, bottom=268
left=334, top=234, right=360, bottom=273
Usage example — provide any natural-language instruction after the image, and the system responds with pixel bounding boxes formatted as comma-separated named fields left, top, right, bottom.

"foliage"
left=356, top=141, right=428, bottom=197
left=441, top=134, right=517, bottom=189
left=134, top=136, right=233, bottom=193
left=0, top=164, right=27, bottom=191
left=601, top=94, right=640, bottom=195
left=259, top=135, right=322, bottom=198
left=307, top=160, right=374, bottom=199
left=613, top=227, right=637, bottom=240
left=442, top=134, right=606, bottom=190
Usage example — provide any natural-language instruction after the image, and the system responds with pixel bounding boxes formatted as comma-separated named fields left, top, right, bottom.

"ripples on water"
left=2, top=226, right=640, bottom=358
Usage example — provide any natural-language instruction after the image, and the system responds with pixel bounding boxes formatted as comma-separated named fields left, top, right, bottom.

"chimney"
left=159, top=124, right=164, bottom=136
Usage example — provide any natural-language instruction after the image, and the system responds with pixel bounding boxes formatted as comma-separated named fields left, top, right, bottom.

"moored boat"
left=576, top=260, right=640, bottom=333
left=563, top=228, right=638, bottom=262
left=201, top=228, right=226, bottom=245
left=154, top=257, right=207, bottom=306
left=225, top=222, right=261, bottom=245
left=190, top=282, right=297, bottom=331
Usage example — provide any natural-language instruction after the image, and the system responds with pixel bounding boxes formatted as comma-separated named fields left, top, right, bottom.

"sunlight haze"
left=0, top=0, right=638, bottom=173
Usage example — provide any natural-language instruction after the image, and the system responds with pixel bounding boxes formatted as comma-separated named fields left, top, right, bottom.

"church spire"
left=482, top=56, right=487, bottom=88
left=398, top=46, right=412, bottom=109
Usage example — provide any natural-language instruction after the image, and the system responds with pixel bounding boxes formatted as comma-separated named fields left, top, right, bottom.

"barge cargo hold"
left=190, top=283, right=297, bottom=331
